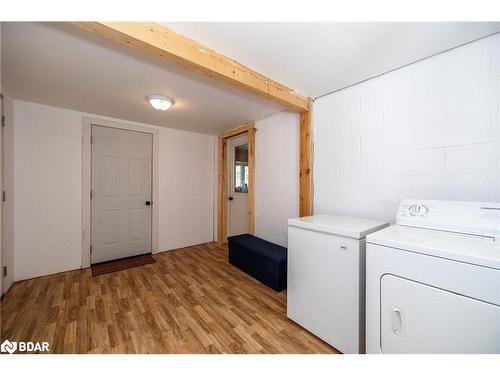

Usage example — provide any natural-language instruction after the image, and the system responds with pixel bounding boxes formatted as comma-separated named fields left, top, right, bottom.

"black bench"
left=228, top=234, right=287, bottom=292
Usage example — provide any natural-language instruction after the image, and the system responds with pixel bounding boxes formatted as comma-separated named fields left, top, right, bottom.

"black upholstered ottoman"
left=228, top=234, right=287, bottom=292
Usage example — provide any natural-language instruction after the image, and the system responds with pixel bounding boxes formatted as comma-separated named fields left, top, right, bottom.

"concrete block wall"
left=314, top=33, right=500, bottom=222
left=255, top=112, right=300, bottom=247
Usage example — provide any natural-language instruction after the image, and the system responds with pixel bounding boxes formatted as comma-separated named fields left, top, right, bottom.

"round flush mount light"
left=148, top=95, right=174, bottom=111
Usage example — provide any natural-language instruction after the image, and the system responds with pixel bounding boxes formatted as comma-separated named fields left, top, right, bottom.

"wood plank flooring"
left=0, top=243, right=338, bottom=354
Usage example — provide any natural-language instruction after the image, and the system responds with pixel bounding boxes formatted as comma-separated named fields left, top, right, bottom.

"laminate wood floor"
left=0, top=243, right=338, bottom=354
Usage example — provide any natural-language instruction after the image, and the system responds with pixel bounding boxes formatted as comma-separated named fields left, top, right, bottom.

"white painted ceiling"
left=3, top=22, right=500, bottom=135
left=165, top=22, right=500, bottom=97
left=1, top=22, right=284, bottom=135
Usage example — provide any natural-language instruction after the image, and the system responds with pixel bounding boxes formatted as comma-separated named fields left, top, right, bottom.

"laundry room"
left=0, top=2, right=499, bottom=373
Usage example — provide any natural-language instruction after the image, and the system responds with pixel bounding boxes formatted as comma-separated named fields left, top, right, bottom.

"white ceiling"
left=165, top=22, right=500, bottom=98
left=1, top=22, right=284, bottom=135
left=3, top=22, right=500, bottom=135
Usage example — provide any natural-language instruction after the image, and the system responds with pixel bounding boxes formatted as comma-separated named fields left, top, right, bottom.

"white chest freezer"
left=287, top=214, right=388, bottom=354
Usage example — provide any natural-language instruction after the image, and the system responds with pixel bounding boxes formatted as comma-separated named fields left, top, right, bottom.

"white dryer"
left=366, top=199, right=500, bottom=354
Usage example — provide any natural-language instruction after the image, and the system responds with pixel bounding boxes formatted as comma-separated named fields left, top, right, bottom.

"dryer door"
left=380, top=274, right=500, bottom=354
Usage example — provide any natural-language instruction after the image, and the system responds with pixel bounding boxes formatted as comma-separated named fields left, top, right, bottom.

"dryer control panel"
left=396, top=199, right=500, bottom=239
left=407, top=203, right=430, bottom=217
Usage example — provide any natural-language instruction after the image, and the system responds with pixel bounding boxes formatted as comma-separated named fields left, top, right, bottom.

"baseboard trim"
left=1, top=282, right=13, bottom=301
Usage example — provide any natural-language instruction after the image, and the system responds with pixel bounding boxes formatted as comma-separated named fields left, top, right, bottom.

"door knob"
left=228, top=197, right=233, bottom=201
left=145, top=201, right=151, bottom=206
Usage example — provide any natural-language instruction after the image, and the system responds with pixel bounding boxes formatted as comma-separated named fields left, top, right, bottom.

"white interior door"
left=227, top=134, right=249, bottom=237
left=91, top=125, right=152, bottom=263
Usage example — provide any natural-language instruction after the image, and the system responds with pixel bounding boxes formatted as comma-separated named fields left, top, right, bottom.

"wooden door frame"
left=218, top=122, right=255, bottom=245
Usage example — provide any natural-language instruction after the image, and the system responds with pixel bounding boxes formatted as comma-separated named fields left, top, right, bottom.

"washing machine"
left=366, top=199, right=500, bottom=354
left=287, top=214, right=389, bottom=353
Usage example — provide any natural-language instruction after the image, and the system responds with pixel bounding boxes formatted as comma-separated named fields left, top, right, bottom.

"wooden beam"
left=299, top=109, right=313, bottom=217
left=72, top=22, right=311, bottom=112
left=247, top=127, right=256, bottom=235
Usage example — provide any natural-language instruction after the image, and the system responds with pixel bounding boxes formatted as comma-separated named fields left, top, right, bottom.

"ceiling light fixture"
left=148, top=95, right=174, bottom=111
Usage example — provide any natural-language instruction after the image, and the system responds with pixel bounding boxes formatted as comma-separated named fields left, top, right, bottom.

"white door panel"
left=91, top=125, right=152, bottom=263
left=381, top=275, right=500, bottom=354
left=227, top=135, right=248, bottom=237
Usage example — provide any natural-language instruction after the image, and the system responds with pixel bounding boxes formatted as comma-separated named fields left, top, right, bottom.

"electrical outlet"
left=3, top=266, right=7, bottom=277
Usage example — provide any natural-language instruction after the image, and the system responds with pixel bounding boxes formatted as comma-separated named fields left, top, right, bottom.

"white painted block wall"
left=314, top=33, right=500, bottom=222
left=255, top=112, right=299, bottom=247
left=13, top=100, right=215, bottom=281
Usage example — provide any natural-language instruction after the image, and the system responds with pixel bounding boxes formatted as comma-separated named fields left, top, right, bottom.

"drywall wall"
left=158, top=127, right=215, bottom=251
left=255, top=112, right=300, bottom=247
left=314, top=33, right=500, bottom=222
left=14, top=100, right=83, bottom=280
left=13, top=100, right=215, bottom=281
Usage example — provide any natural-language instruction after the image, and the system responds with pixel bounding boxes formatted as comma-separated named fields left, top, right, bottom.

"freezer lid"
left=288, top=214, right=389, bottom=239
